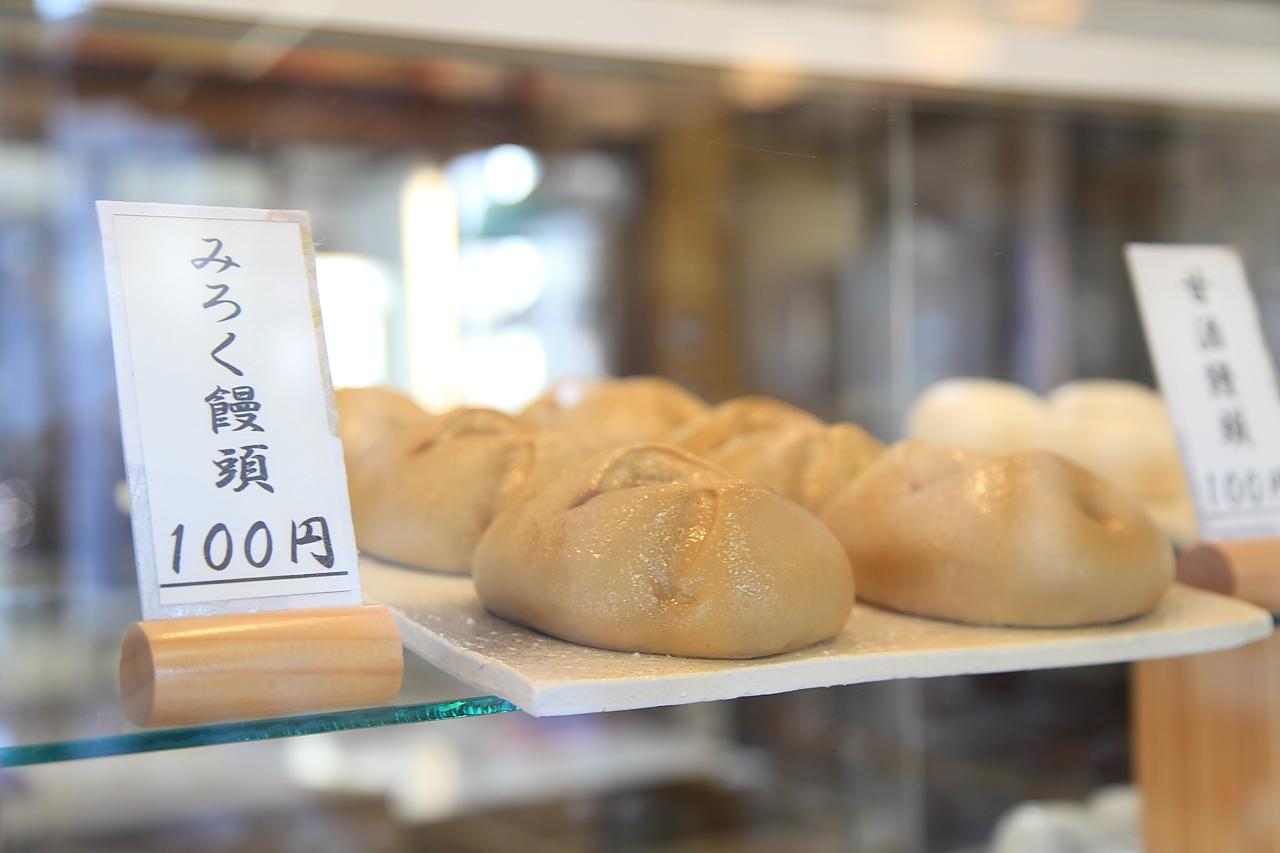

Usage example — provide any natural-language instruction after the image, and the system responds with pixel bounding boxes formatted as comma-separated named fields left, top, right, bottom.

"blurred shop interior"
left=4, top=0, right=1280, bottom=850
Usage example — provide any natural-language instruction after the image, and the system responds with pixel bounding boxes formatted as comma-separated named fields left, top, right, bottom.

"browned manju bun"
left=473, top=443, right=855, bottom=658
left=822, top=441, right=1174, bottom=627
left=337, top=389, right=576, bottom=573
left=665, top=395, right=820, bottom=456
left=520, top=375, right=708, bottom=452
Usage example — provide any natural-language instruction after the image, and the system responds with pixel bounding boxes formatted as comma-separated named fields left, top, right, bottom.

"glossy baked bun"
left=905, top=378, right=1049, bottom=454
left=473, top=444, right=855, bottom=658
left=822, top=441, right=1173, bottom=627
left=665, top=395, right=822, bottom=457
left=339, top=401, right=577, bottom=573
left=520, top=376, right=708, bottom=452
left=1044, top=380, right=1197, bottom=546
left=335, top=386, right=434, bottom=457
left=697, top=422, right=884, bottom=513
left=336, top=387, right=433, bottom=525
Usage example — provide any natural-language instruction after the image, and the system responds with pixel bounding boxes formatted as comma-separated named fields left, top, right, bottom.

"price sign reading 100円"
left=98, top=202, right=361, bottom=620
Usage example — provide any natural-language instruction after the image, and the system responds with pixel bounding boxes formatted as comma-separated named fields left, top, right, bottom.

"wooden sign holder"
left=1177, top=538, right=1280, bottom=612
left=119, top=604, right=404, bottom=727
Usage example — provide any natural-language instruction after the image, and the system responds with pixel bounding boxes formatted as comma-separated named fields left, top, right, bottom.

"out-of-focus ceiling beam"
left=92, top=0, right=1280, bottom=114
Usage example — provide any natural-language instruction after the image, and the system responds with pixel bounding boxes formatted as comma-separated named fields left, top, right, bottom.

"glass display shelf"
left=0, top=584, right=517, bottom=768
left=5, top=570, right=1272, bottom=769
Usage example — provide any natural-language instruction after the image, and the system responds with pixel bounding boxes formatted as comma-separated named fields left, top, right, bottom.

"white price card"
left=98, top=201, right=361, bottom=619
left=1127, top=244, right=1280, bottom=542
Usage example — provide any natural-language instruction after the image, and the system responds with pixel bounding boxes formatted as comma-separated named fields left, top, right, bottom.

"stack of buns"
left=338, top=374, right=1177, bottom=658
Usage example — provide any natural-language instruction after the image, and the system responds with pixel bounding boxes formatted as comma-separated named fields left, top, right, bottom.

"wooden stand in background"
left=1135, top=540, right=1280, bottom=853
left=119, top=605, right=403, bottom=727
left=1134, top=635, right=1280, bottom=851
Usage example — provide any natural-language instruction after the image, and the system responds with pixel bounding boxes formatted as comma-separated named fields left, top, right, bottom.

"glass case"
left=4, top=0, right=1280, bottom=849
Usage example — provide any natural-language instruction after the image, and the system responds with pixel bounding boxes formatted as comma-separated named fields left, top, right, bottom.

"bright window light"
left=482, top=145, right=542, bottom=206
left=315, top=253, right=392, bottom=389
left=34, top=0, right=89, bottom=21
left=401, top=165, right=464, bottom=409
left=460, top=328, right=548, bottom=412
left=459, top=236, right=548, bottom=324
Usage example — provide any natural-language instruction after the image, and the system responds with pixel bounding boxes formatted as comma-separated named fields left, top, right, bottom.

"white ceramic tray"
left=361, top=556, right=1274, bottom=717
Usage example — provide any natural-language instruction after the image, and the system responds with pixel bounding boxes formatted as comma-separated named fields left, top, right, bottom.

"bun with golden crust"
left=1044, top=380, right=1196, bottom=545
left=701, top=423, right=884, bottom=513
left=335, top=387, right=434, bottom=457
left=905, top=378, right=1049, bottom=454
left=473, top=443, right=855, bottom=658
left=906, top=378, right=1198, bottom=546
left=665, top=395, right=821, bottom=457
left=520, top=376, right=708, bottom=452
left=337, top=392, right=576, bottom=573
left=822, top=441, right=1173, bottom=627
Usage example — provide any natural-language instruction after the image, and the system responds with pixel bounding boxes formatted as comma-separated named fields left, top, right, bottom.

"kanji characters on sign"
left=192, top=237, right=274, bottom=492
left=206, top=385, right=266, bottom=433
left=1185, top=269, right=1254, bottom=450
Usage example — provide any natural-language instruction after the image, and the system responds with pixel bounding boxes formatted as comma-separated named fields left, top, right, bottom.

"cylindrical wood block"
left=119, top=605, right=403, bottom=727
left=1179, top=539, right=1280, bottom=612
